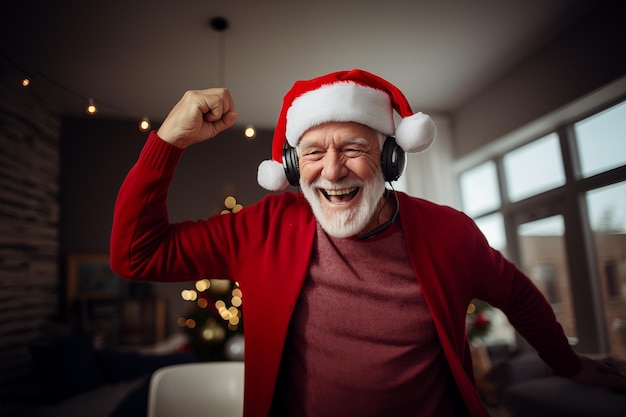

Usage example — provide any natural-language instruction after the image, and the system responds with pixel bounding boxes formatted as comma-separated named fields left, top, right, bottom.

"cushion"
left=489, top=352, right=550, bottom=388
left=503, top=376, right=626, bottom=417
left=29, top=331, right=104, bottom=403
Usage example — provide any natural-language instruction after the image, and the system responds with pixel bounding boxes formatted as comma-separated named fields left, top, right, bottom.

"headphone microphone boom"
left=357, top=189, right=399, bottom=240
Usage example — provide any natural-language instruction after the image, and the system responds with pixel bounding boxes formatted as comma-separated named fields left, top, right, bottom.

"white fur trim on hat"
left=285, top=82, right=395, bottom=147
left=257, top=159, right=289, bottom=191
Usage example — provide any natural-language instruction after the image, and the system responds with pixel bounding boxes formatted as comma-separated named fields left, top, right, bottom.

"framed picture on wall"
left=67, top=253, right=121, bottom=304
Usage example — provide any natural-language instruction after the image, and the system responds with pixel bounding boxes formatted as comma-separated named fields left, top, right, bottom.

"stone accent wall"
left=0, top=78, right=60, bottom=400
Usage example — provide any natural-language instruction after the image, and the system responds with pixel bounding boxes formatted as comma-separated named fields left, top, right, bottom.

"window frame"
left=456, top=90, right=626, bottom=354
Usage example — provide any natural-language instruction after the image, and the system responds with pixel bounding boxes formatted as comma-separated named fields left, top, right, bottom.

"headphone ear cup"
left=381, top=136, right=406, bottom=182
left=282, top=142, right=300, bottom=186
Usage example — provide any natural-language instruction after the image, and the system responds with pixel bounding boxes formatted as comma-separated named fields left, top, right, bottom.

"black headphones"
left=282, top=136, right=406, bottom=186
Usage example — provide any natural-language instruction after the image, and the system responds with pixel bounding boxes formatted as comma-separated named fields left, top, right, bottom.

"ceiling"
left=1, top=0, right=606, bottom=129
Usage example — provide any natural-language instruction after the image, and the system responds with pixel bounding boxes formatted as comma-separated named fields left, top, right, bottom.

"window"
left=575, top=101, right=626, bottom=178
left=517, top=216, right=576, bottom=338
left=474, top=213, right=506, bottom=253
left=604, top=260, right=619, bottom=299
left=459, top=161, right=500, bottom=217
left=503, top=133, right=565, bottom=202
left=585, top=181, right=626, bottom=357
left=585, top=181, right=626, bottom=233
left=458, top=98, right=626, bottom=359
left=531, top=264, right=559, bottom=304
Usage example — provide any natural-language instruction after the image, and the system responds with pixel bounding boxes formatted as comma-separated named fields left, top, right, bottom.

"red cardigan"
left=110, top=132, right=582, bottom=417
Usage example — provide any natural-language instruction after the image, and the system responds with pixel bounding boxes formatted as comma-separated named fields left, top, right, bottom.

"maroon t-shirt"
left=274, top=222, right=454, bottom=417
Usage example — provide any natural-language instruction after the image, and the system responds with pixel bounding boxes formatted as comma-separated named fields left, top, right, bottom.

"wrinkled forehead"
left=296, top=124, right=386, bottom=156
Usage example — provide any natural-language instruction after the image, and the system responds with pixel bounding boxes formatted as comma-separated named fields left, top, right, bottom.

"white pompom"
left=395, top=112, right=437, bottom=153
left=257, top=160, right=289, bottom=191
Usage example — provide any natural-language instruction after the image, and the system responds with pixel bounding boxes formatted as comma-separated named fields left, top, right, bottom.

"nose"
left=321, top=150, right=348, bottom=181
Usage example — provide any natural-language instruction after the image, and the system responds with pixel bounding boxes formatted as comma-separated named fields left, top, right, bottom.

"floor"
left=486, top=404, right=509, bottom=417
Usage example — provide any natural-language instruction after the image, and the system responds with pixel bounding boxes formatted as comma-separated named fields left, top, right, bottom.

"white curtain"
left=394, top=114, right=461, bottom=210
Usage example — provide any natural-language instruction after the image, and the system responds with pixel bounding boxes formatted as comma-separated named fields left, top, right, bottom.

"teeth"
left=324, top=187, right=356, bottom=196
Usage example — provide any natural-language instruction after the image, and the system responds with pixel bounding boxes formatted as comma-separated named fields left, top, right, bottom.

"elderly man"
left=110, top=69, right=625, bottom=417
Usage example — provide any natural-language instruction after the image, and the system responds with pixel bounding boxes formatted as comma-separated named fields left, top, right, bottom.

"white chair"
left=148, top=361, right=244, bottom=417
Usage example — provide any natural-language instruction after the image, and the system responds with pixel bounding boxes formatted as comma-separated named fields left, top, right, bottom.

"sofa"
left=485, top=346, right=626, bottom=417
left=2, top=331, right=197, bottom=417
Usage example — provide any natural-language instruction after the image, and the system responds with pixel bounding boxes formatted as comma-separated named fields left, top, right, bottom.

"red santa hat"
left=257, top=69, right=437, bottom=191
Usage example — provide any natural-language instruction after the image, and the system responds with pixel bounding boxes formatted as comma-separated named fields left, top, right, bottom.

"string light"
left=86, top=98, right=98, bottom=115
left=139, top=115, right=151, bottom=132
left=2, top=52, right=156, bottom=132
left=3, top=52, right=256, bottom=134
left=244, top=126, right=256, bottom=139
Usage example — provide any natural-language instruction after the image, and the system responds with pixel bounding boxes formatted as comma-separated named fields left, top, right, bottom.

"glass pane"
left=459, top=161, right=500, bottom=216
left=503, top=133, right=566, bottom=202
left=475, top=212, right=507, bottom=254
left=586, top=182, right=626, bottom=360
left=517, top=215, right=577, bottom=341
left=575, top=100, right=626, bottom=178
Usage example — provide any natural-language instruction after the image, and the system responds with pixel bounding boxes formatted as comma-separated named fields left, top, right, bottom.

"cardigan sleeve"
left=465, top=219, right=583, bottom=377
left=110, top=131, right=311, bottom=286
left=109, top=131, right=243, bottom=282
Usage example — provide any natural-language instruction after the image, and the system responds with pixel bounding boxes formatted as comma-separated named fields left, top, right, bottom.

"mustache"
left=308, top=178, right=364, bottom=190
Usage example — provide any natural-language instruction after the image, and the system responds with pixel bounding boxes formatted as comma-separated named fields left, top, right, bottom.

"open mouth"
left=320, top=187, right=359, bottom=204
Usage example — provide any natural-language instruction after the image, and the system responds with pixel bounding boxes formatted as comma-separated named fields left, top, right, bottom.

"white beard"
left=300, top=170, right=387, bottom=238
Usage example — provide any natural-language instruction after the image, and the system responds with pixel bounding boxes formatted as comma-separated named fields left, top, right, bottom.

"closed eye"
left=343, top=148, right=364, bottom=157
left=301, top=149, right=325, bottom=161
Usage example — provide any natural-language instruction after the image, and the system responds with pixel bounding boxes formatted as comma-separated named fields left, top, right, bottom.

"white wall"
left=452, top=0, right=626, bottom=160
left=399, top=1, right=625, bottom=212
